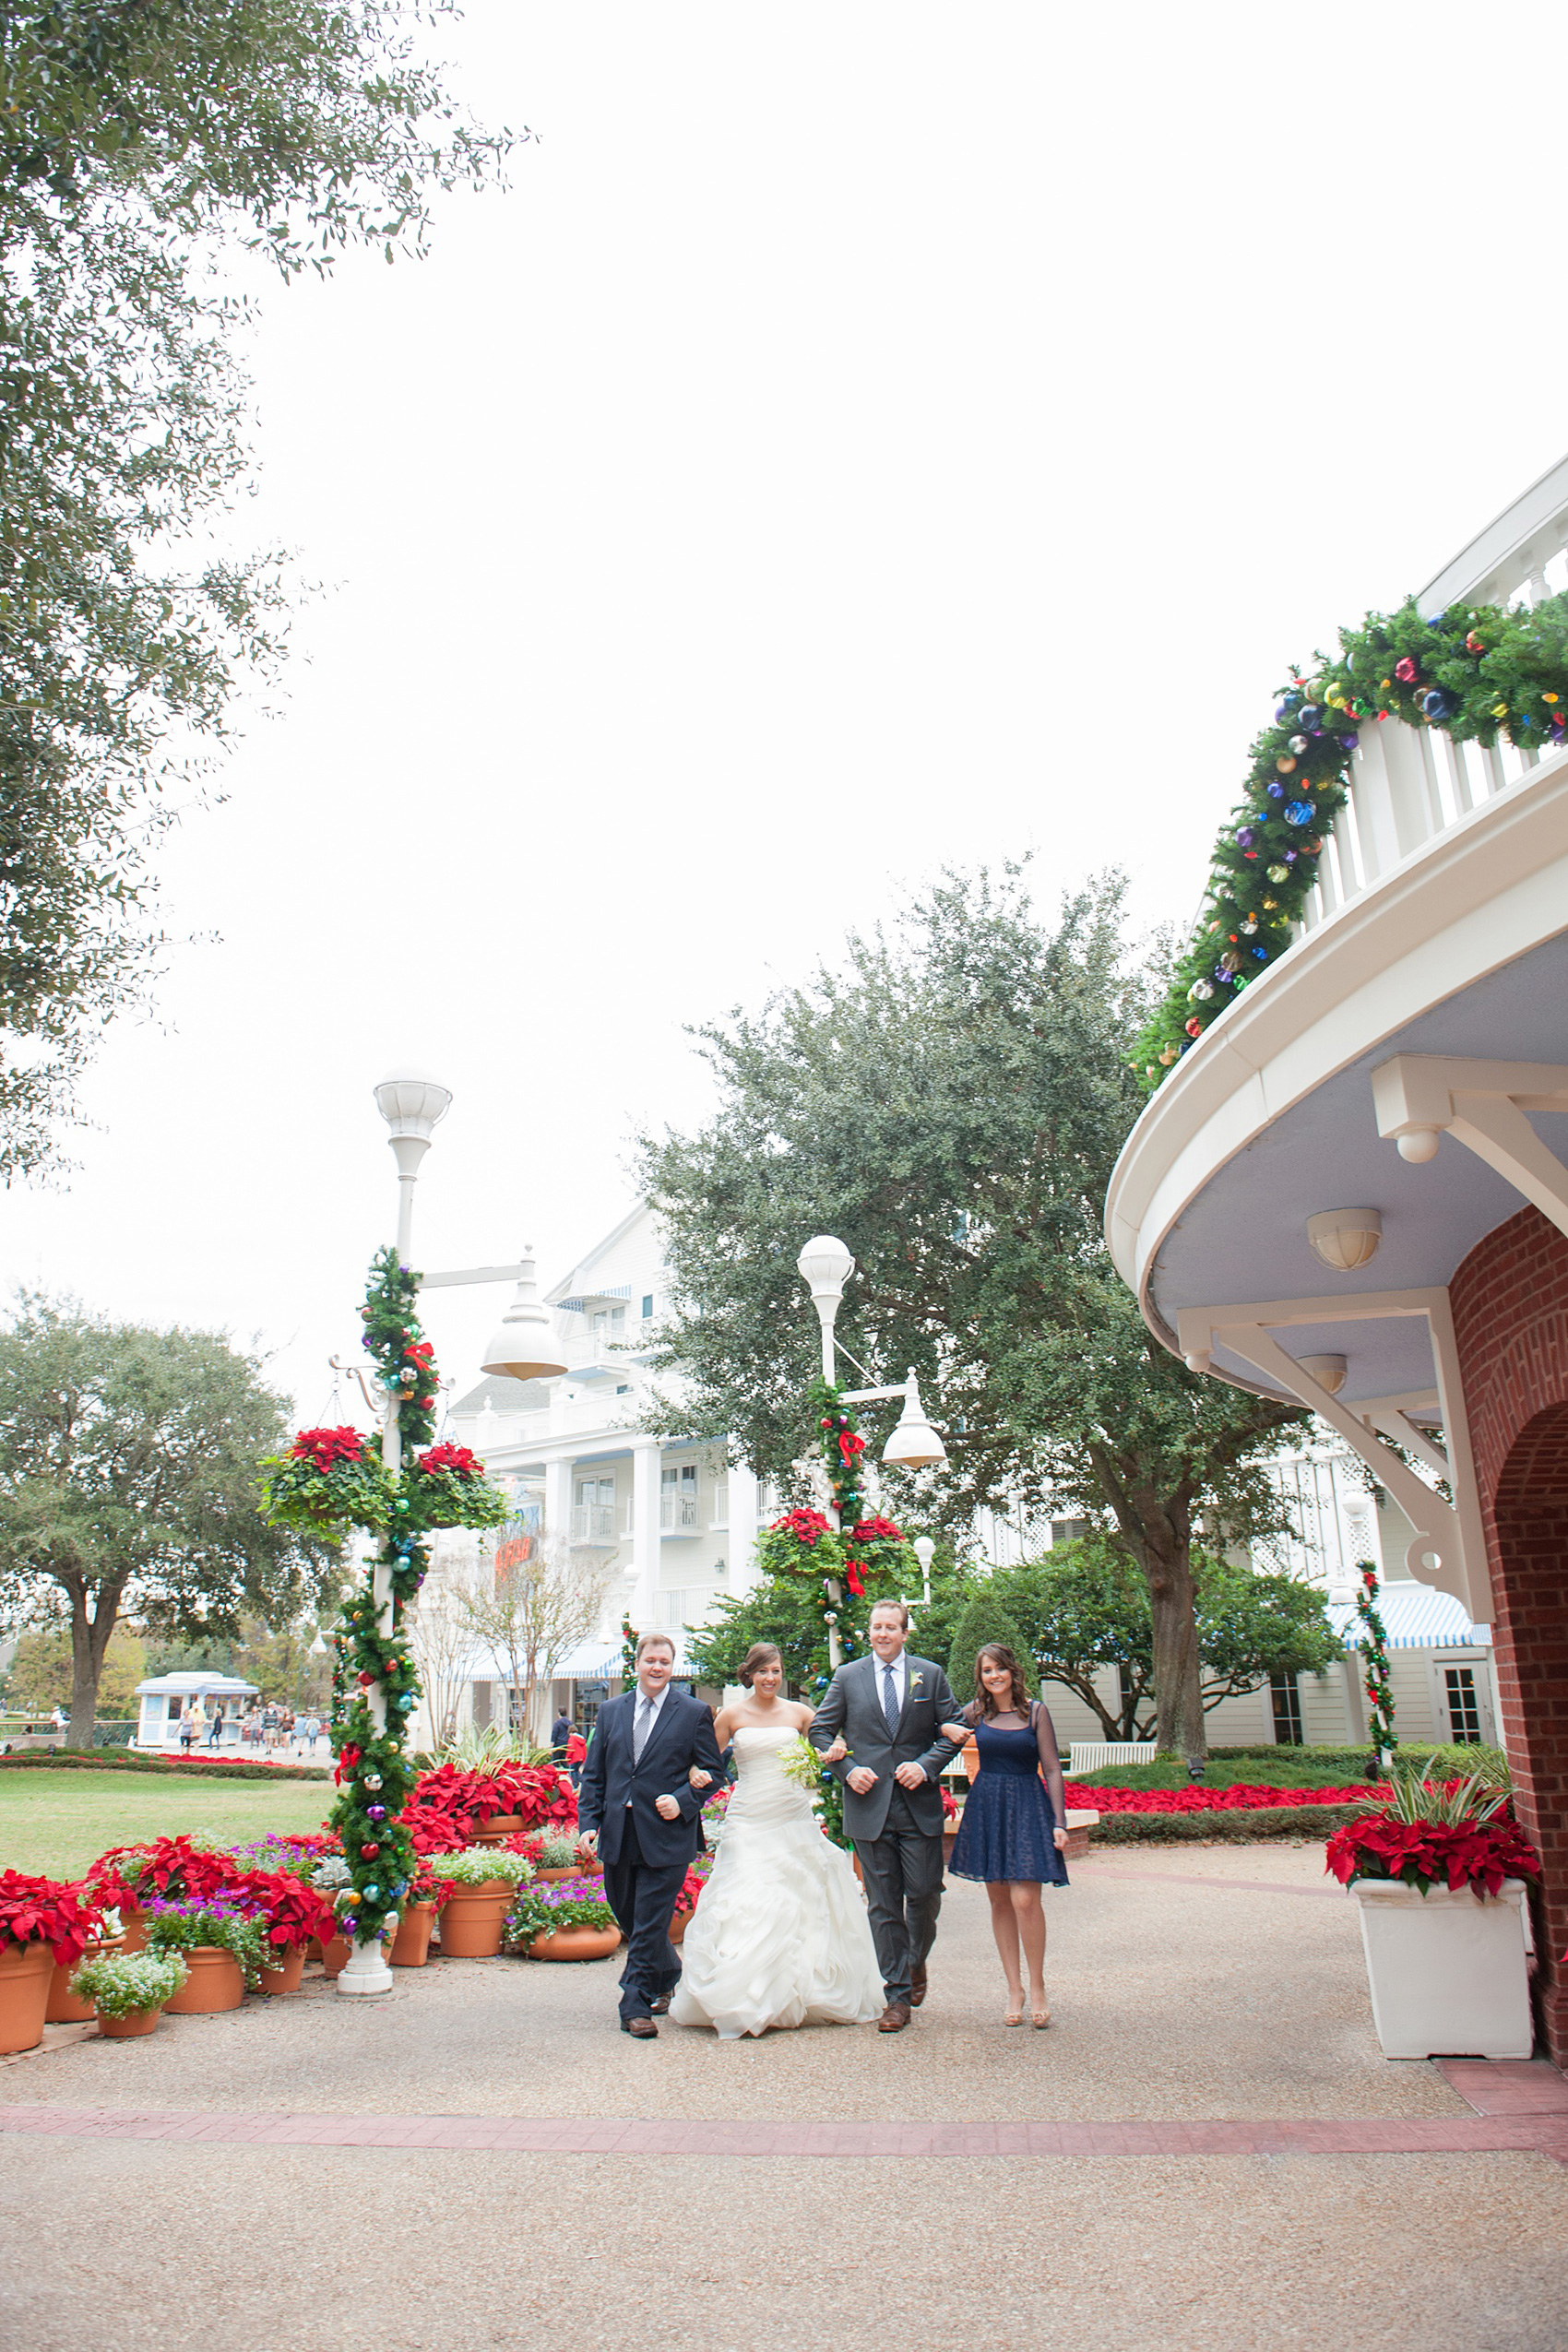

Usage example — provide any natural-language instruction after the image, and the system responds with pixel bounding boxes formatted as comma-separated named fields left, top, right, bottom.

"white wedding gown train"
left=670, top=1723, right=885, bottom=2038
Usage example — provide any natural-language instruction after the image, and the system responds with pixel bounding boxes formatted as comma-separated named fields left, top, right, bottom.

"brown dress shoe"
left=909, top=1964, right=927, bottom=2008
left=622, top=2016, right=659, bottom=2038
left=876, top=2002, right=911, bottom=2032
left=650, top=1995, right=671, bottom=2015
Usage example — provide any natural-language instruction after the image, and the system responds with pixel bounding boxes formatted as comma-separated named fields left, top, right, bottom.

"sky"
left=7, top=0, right=1568, bottom=1425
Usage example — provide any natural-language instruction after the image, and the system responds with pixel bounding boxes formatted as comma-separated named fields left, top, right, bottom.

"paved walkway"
left=3, top=1847, right=1565, bottom=2351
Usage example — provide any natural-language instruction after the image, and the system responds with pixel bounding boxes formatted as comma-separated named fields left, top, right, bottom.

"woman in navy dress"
left=943, top=1644, right=1069, bottom=2028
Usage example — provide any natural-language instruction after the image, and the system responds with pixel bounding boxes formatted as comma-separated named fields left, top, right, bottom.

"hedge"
left=0, top=1750, right=331, bottom=1783
left=1087, top=1804, right=1364, bottom=1846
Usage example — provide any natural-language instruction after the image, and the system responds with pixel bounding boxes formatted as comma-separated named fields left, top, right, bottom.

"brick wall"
left=1451, top=1206, right=1568, bottom=2063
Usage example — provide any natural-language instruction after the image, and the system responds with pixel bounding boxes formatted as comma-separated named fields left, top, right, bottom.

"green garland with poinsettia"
left=1353, top=1559, right=1397, bottom=1767
left=1134, top=591, right=1568, bottom=1085
left=260, top=1244, right=510, bottom=1948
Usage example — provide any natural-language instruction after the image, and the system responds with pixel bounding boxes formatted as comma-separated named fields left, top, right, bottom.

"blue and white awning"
left=1328, top=1585, right=1491, bottom=1650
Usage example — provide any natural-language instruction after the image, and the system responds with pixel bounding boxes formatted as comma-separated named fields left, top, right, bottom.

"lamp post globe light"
left=791, top=1238, right=947, bottom=1672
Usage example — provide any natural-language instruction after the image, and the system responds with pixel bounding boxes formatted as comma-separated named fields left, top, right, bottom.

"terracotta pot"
left=118, top=1905, right=148, bottom=1955
left=255, top=1943, right=306, bottom=1996
left=160, top=1946, right=244, bottom=2014
left=390, top=1904, right=434, bottom=1967
left=527, top=1924, right=622, bottom=1962
left=436, top=1884, right=513, bottom=1958
left=47, top=1933, right=125, bottom=2024
left=469, top=1813, right=523, bottom=1847
left=98, top=2008, right=160, bottom=2039
left=318, top=1935, right=350, bottom=1978
left=305, top=1935, right=324, bottom=1963
left=0, top=1941, right=54, bottom=2055
left=534, top=1867, right=581, bottom=1883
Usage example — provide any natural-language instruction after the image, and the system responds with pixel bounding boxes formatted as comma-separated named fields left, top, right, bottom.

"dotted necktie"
left=883, top=1668, right=899, bottom=1735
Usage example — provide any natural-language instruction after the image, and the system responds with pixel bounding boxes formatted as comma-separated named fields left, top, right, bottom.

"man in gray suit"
left=809, top=1598, right=965, bottom=2032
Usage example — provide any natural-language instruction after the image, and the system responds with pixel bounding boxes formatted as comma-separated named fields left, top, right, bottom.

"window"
left=642, top=1294, right=654, bottom=1318
left=660, top=1461, right=699, bottom=1529
left=616, top=1384, right=631, bottom=1396
left=1443, top=1665, right=1482, bottom=1743
left=1270, top=1672, right=1303, bottom=1745
left=590, top=1305, right=625, bottom=1351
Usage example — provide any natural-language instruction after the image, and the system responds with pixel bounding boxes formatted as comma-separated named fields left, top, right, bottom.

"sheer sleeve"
left=1032, top=1702, right=1069, bottom=1834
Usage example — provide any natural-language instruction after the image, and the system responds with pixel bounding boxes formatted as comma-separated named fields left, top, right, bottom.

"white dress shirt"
left=626, top=1680, right=671, bottom=1802
left=874, top=1650, right=909, bottom=1720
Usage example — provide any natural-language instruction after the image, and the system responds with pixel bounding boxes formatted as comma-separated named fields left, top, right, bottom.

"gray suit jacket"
left=809, top=1652, right=964, bottom=1842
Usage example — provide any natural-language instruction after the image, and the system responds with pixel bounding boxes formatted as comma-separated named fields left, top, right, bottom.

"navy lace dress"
left=948, top=1718, right=1069, bottom=1887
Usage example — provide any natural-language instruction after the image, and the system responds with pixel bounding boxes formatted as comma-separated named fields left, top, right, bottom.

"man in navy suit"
left=578, top=1631, right=725, bottom=2037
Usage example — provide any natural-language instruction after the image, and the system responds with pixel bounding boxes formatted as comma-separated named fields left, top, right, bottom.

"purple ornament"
left=1236, top=826, right=1255, bottom=849
left=366, top=1803, right=386, bottom=1821
left=1266, top=782, right=1285, bottom=800
left=1340, top=731, right=1360, bottom=751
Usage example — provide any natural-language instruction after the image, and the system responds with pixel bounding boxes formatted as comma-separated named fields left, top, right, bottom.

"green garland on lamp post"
left=1354, top=1559, right=1398, bottom=1776
left=261, top=1245, right=508, bottom=1989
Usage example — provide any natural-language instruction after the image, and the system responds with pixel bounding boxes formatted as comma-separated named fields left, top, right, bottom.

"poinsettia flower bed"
left=88, top=1835, right=235, bottom=1908
left=1062, top=1778, right=1385, bottom=1813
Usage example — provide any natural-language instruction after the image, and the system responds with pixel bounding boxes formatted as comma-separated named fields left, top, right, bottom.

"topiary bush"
left=945, top=1591, right=1028, bottom=1702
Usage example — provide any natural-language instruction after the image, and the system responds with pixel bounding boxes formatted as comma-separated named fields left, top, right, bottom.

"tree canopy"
left=0, top=1293, right=339, bottom=1742
left=640, top=867, right=1310, bottom=1753
left=0, top=3, right=513, bottom=1174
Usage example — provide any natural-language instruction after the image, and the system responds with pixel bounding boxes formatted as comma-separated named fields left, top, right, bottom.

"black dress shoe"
left=622, top=2016, right=659, bottom=2038
left=650, top=1994, right=671, bottom=2015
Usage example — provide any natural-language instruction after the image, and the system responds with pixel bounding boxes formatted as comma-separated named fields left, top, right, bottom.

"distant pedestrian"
left=565, top=1722, right=587, bottom=1788
left=551, top=1708, right=572, bottom=1764
left=179, top=1705, right=198, bottom=1753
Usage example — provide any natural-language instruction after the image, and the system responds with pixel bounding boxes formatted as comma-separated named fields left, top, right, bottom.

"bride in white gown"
left=669, top=1643, right=885, bottom=2039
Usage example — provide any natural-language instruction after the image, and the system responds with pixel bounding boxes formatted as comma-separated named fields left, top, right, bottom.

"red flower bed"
left=1326, top=1811, right=1540, bottom=1899
left=0, top=1871, right=101, bottom=1966
left=1061, top=1780, right=1385, bottom=1814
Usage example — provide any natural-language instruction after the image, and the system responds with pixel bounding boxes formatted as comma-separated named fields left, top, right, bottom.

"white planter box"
left=1349, top=1876, right=1533, bottom=2060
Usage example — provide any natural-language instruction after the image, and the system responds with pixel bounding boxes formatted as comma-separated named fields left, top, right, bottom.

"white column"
left=728, top=1463, right=760, bottom=1596
left=544, top=1455, right=573, bottom=1546
left=629, top=1440, right=661, bottom=1626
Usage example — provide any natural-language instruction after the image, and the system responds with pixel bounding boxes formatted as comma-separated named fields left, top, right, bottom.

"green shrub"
left=1089, top=1805, right=1367, bottom=1845
left=946, top=1591, right=1027, bottom=1697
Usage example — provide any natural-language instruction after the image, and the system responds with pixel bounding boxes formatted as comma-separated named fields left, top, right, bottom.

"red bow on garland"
left=837, top=1431, right=866, bottom=1465
left=845, top=1560, right=866, bottom=1597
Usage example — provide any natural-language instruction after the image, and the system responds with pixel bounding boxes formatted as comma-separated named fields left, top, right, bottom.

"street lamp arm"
left=837, top=1382, right=909, bottom=1406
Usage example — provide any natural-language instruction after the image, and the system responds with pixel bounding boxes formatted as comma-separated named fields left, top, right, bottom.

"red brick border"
left=1, top=2102, right=1564, bottom=2162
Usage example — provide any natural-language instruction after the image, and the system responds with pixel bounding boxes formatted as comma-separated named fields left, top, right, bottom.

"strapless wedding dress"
left=669, top=1723, right=885, bottom=2038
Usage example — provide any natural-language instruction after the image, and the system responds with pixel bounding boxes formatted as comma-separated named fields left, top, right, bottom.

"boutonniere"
left=910, top=1673, right=924, bottom=1691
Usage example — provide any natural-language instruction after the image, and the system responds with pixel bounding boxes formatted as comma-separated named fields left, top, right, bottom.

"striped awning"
left=1328, top=1585, right=1491, bottom=1650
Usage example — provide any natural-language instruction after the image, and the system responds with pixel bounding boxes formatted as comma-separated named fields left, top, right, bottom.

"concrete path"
left=3, top=1846, right=1564, bottom=2351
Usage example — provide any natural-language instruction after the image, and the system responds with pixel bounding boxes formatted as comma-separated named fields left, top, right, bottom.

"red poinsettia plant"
left=672, top=1857, right=711, bottom=1916
left=0, top=1871, right=102, bottom=1965
left=401, top=1761, right=577, bottom=1851
left=227, top=1868, right=339, bottom=1952
left=87, top=1835, right=235, bottom=1909
left=771, top=1508, right=831, bottom=1546
left=415, top=1443, right=486, bottom=1480
left=261, top=1424, right=393, bottom=1533
left=291, top=1425, right=367, bottom=1472
left=850, top=1515, right=905, bottom=1546
left=1326, top=1781, right=1540, bottom=1900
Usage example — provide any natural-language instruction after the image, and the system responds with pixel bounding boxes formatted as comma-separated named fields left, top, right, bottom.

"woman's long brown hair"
left=969, top=1643, right=1033, bottom=1721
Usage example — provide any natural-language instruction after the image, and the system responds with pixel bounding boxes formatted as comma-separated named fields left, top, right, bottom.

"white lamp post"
left=796, top=1236, right=856, bottom=1382
left=912, top=1534, right=936, bottom=1608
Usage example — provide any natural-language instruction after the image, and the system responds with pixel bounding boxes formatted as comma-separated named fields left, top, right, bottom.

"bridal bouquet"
left=777, top=1737, right=825, bottom=1803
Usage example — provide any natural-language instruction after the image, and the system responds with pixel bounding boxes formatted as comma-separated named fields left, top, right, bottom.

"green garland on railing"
left=261, top=1245, right=509, bottom=1948
left=1134, top=591, right=1568, bottom=1085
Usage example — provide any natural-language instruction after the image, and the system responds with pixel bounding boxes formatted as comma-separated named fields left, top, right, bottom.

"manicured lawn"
left=0, top=1769, right=332, bottom=1879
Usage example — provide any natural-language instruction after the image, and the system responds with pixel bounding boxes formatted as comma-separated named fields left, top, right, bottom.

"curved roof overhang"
left=1108, top=750, right=1568, bottom=1412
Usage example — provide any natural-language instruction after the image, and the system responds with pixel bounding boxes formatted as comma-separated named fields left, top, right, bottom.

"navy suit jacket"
left=578, top=1688, right=725, bottom=1867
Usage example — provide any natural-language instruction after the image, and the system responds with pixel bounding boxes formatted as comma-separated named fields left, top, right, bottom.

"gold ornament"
left=1277, top=754, right=1296, bottom=774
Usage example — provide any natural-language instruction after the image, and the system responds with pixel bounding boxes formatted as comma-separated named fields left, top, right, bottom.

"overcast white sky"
left=6, top=0, right=1568, bottom=1422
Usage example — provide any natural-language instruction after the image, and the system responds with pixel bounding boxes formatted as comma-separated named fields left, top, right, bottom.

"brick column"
left=1452, top=1206, right=1568, bottom=2064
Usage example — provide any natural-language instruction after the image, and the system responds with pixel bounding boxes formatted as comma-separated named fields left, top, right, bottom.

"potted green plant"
left=71, top=1948, right=189, bottom=2039
left=47, top=1904, right=125, bottom=2023
left=0, top=1871, right=100, bottom=2053
left=1326, top=1772, right=1540, bottom=2059
left=140, top=1898, right=271, bottom=2012
left=505, top=1875, right=623, bottom=1962
left=428, top=1848, right=535, bottom=1958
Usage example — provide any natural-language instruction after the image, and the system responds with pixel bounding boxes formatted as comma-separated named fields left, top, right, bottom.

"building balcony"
left=659, top=1492, right=700, bottom=1535
left=1104, top=457, right=1568, bottom=1629
left=569, top=1504, right=619, bottom=1548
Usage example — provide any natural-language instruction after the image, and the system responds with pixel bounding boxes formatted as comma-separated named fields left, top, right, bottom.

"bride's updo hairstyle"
left=738, top=1642, right=783, bottom=1689
left=970, top=1643, right=1032, bottom=1720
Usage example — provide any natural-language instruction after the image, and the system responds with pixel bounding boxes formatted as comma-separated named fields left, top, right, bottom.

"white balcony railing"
left=569, top=1503, right=617, bottom=1545
left=657, top=1586, right=721, bottom=1631
left=659, top=1491, right=700, bottom=1533
left=1298, top=464, right=1568, bottom=937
